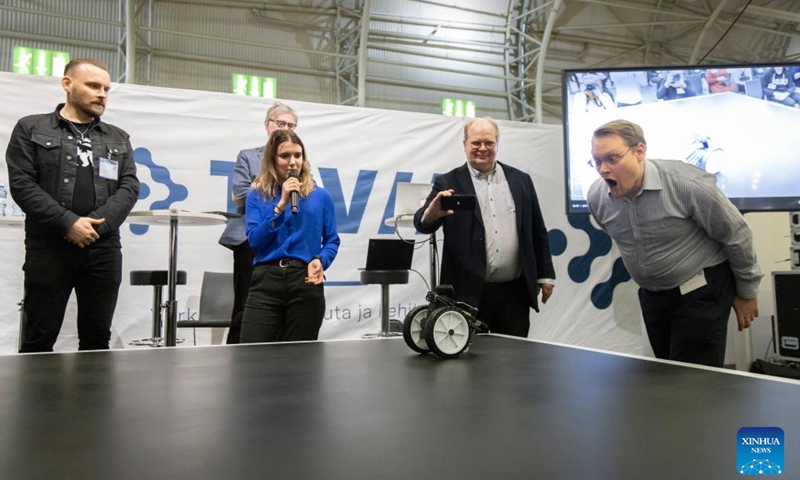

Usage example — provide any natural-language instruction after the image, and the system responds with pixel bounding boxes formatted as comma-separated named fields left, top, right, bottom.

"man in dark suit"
left=413, top=117, right=555, bottom=337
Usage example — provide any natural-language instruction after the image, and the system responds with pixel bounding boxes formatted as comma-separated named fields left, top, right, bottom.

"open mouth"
left=605, top=179, right=618, bottom=188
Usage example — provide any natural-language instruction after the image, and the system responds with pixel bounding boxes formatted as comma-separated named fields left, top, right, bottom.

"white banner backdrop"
left=0, top=72, right=643, bottom=355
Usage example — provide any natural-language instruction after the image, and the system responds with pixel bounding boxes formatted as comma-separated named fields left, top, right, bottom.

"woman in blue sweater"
left=240, top=129, right=340, bottom=343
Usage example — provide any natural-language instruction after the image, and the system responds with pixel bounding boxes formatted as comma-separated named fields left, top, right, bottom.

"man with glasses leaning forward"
left=587, top=119, right=762, bottom=367
left=414, top=117, right=555, bottom=337
left=218, top=101, right=298, bottom=343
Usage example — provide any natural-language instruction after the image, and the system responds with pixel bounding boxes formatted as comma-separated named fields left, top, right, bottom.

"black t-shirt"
left=70, top=123, right=96, bottom=216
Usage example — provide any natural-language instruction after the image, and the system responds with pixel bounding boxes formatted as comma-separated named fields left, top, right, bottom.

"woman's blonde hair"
left=252, top=129, right=314, bottom=199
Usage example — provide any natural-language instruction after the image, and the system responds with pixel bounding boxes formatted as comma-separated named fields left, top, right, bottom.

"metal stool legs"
left=17, top=298, right=25, bottom=350
left=360, top=270, right=409, bottom=339
left=129, top=284, right=170, bottom=347
left=363, top=284, right=400, bottom=338
left=129, top=270, right=187, bottom=347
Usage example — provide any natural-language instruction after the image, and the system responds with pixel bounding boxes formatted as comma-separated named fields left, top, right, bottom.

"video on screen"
left=562, top=63, right=800, bottom=214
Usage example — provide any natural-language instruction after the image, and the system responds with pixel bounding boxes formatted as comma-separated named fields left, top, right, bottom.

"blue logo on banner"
left=131, top=147, right=189, bottom=235
left=738, top=427, right=784, bottom=475
left=549, top=215, right=631, bottom=310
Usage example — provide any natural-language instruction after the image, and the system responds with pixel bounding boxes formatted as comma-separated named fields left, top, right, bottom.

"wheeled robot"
left=402, top=285, right=488, bottom=358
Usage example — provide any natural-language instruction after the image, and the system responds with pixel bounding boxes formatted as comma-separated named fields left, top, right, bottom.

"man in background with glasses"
left=218, top=101, right=298, bottom=343
left=414, top=117, right=555, bottom=338
left=586, top=119, right=762, bottom=367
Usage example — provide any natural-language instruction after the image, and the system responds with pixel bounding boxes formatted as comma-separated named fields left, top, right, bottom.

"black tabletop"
left=0, top=336, right=798, bottom=479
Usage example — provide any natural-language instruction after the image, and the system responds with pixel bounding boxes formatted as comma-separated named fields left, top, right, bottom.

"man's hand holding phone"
left=419, top=189, right=450, bottom=225
left=440, top=194, right=476, bottom=211
left=420, top=189, right=477, bottom=226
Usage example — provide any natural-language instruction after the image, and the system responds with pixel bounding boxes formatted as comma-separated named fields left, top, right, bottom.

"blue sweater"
left=245, top=186, right=340, bottom=270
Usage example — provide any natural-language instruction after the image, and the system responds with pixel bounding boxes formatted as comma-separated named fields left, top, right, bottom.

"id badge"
left=99, top=157, right=119, bottom=181
left=679, top=270, right=707, bottom=295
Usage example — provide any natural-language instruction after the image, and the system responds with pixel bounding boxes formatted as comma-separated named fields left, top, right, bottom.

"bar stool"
left=360, top=270, right=409, bottom=338
left=129, top=270, right=187, bottom=347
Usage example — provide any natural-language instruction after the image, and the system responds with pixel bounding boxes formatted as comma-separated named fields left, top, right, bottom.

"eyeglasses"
left=268, top=119, right=297, bottom=130
left=588, top=145, right=634, bottom=168
left=469, top=140, right=496, bottom=150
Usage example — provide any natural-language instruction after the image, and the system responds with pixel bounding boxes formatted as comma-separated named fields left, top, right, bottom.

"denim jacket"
left=6, top=104, right=139, bottom=248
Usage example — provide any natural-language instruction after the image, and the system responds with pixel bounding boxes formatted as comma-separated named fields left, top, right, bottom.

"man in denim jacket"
left=6, top=58, right=139, bottom=352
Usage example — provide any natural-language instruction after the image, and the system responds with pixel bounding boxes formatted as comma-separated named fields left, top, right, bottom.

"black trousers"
left=20, top=246, right=122, bottom=353
left=225, top=241, right=254, bottom=344
left=476, top=276, right=532, bottom=338
left=240, top=261, right=325, bottom=343
left=638, top=262, right=736, bottom=367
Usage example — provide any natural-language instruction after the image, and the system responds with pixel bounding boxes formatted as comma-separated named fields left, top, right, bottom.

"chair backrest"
left=684, top=73, right=704, bottom=95
left=744, top=79, right=763, bottom=99
left=198, top=271, right=235, bottom=324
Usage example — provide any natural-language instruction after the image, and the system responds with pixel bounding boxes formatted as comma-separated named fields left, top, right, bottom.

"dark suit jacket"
left=413, top=162, right=555, bottom=311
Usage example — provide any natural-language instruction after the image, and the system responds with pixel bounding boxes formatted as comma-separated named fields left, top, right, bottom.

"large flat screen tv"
left=562, top=62, right=800, bottom=214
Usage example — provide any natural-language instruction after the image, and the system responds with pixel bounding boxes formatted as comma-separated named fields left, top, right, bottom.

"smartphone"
left=441, top=194, right=476, bottom=211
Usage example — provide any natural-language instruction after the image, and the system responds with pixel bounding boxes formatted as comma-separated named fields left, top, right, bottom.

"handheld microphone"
left=289, top=170, right=299, bottom=214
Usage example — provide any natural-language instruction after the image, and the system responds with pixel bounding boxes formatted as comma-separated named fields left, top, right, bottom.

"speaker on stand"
left=773, top=271, right=800, bottom=359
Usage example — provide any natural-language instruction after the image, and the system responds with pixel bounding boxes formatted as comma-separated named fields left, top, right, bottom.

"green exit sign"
left=13, top=46, right=70, bottom=77
left=233, top=73, right=277, bottom=98
left=442, top=97, right=476, bottom=117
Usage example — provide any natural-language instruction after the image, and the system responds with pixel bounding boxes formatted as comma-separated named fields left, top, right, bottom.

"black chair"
left=129, top=270, right=188, bottom=347
left=684, top=73, right=704, bottom=96
left=177, top=271, right=234, bottom=345
left=744, top=79, right=764, bottom=99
